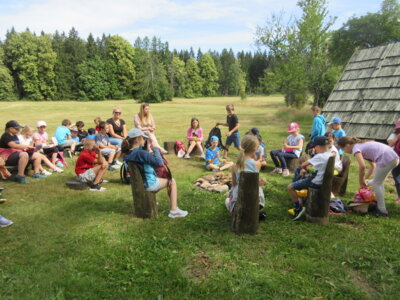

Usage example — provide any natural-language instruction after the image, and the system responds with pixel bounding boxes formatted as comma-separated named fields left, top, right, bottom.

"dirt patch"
left=347, top=269, right=377, bottom=298
left=335, top=220, right=361, bottom=230
left=187, top=251, right=212, bottom=282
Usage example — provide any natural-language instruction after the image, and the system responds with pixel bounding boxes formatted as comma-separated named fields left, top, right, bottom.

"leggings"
left=270, top=150, right=298, bottom=170
left=369, top=158, right=399, bottom=212
left=391, top=161, right=400, bottom=198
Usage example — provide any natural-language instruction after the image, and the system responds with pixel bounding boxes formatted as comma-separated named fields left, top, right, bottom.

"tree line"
left=0, top=0, right=399, bottom=107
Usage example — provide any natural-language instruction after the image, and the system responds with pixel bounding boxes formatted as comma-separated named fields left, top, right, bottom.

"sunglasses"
left=114, top=112, right=122, bottom=115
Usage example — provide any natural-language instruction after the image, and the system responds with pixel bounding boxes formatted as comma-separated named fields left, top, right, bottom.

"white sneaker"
left=114, top=160, right=122, bottom=166
left=184, top=154, right=190, bottom=159
left=168, top=208, right=188, bottom=218
left=41, top=170, right=52, bottom=176
left=200, top=155, right=206, bottom=160
left=270, top=168, right=282, bottom=174
left=53, top=168, right=64, bottom=173
left=282, top=169, right=290, bottom=177
left=0, top=216, right=13, bottom=227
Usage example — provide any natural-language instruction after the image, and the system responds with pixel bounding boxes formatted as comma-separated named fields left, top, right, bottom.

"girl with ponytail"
left=226, top=135, right=266, bottom=214
left=338, top=136, right=399, bottom=216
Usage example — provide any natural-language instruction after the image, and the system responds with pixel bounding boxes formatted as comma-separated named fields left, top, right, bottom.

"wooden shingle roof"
left=323, top=43, right=400, bottom=140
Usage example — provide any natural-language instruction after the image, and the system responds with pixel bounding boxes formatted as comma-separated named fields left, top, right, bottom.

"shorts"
left=60, top=140, right=75, bottom=148
left=100, top=148, right=116, bottom=157
left=77, top=169, right=96, bottom=183
left=226, top=131, right=240, bottom=148
left=146, top=178, right=161, bottom=192
left=291, top=177, right=321, bottom=191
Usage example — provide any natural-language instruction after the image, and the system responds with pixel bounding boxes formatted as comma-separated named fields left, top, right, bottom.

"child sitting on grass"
left=216, top=104, right=242, bottom=159
left=75, top=139, right=108, bottom=192
left=287, top=136, right=331, bottom=220
left=225, top=135, right=266, bottom=217
left=205, top=136, right=234, bottom=172
left=122, top=128, right=188, bottom=218
left=95, top=121, right=121, bottom=171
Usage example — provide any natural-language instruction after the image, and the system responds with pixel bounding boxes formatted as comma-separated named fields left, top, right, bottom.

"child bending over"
left=122, top=128, right=188, bottom=218
left=225, top=135, right=266, bottom=217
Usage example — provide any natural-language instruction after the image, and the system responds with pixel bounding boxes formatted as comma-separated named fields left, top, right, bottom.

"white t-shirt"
left=17, top=135, right=33, bottom=146
left=329, top=145, right=343, bottom=172
left=286, top=134, right=305, bottom=158
left=308, top=151, right=333, bottom=185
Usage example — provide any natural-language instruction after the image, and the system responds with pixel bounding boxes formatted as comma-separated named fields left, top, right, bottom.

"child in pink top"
left=185, top=117, right=205, bottom=159
left=338, top=137, right=399, bottom=216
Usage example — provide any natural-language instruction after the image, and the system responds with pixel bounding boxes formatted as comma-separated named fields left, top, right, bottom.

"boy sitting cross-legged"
left=205, top=136, right=234, bottom=171
left=95, top=121, right=122, bottom=171
left=75, top=139, right=108, bottom=192
left=287, top=136, right=332, bottom=220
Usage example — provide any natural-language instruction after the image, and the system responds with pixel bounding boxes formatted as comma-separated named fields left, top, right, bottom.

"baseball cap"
left=314, top=136, right=330, bottom=146
left=330, top=117, right=342, bottom=124
left=250, top=128, right=260, bottom=135
left=127, top=128, right=149, bottom=139
left=210, top=136, right=219, bottom=142
left=70, top=127, right=78, bottom=132
left=37, top=120, right=47, bottom=128
left=5, top=120, right=23, bottom=129
left=287, top=122, right=299, bottom=133
left=394, top=120, right=400, bottom=130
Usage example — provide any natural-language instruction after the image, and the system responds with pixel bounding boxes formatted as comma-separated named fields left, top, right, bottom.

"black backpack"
left=205, top=126, right=226, bottom=150
left=120, top=161, right=131, bottom=184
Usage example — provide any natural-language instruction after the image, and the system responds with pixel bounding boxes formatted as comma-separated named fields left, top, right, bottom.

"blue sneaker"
left=32, top=173, right=46, bottom=179
left=0, top=216, right=13, bottom=227
left=56, top=161, right=64, bottom=168
left=15, top=175, right=28, bottom=184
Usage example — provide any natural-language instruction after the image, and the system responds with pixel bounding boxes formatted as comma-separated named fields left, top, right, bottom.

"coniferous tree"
left=184, top=58, right=203, bottom=98
left=198, top=53, right=219, bottom=96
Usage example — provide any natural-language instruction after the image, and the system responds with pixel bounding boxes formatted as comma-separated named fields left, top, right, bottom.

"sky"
left=0, top=0, right=381, bottom=52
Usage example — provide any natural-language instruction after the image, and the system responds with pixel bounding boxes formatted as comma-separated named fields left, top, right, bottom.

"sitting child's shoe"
left=292, top=206, right=306, bottom=221
left=282, top=169, right=290, bottom=177
left=200, top=155, right=206, bottom=160
left=15, top=175, right=28, bottom=184
left=0, top=216, right=13, bottom=227
left=375, top=209, right=388, bottom=217
left=259, top=211, right=267, bottom=221
left=0, top=193, right=6, bottom=203
left=270, top=168, right=282, bottom=174
left=56, top=161, right=65, bottom=168
left=168, top=208, right=188, bottom=218
left=32, top=173, right=46, bottom=179
left=184, top=154, right=190, bottom=159
left=41, top=170, right=52, bottom=176
left=89, top=184, right=106, bottom=192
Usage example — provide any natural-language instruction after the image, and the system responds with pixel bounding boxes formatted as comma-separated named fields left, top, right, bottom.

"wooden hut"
left=323, top=43, right=400, bottom=141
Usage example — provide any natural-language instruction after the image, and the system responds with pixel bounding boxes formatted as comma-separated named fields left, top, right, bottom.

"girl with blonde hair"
left=134, top=103, right=167, bottom=153
left=226, top=135, right=266, bottom=213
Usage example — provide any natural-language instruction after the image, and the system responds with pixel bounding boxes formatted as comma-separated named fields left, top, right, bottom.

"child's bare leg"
left=287, top=184, right=299, bottom=203
left=223, top=145, right=230, bottom=159
left=92, top=164, right=108, bottom=185
left=71, top=141, right=76, bottom=153
left=40, top=154, right=58, bottom=170
left=196, top=142, right=204, bottom=155
left=115, top=151, right=121, bottom=161
left=207, top=163, right=220, bottom=171
left=51, top=152, right=58, bottom=164
left=108, top=151, right=116, bottom=163
left=186, top=141, right=196, bottom=155
left=17, top=152, right=29, bottom=176
left=220, top=161, right=234, bottom=171
left=159, top=178, right=177, bottom=210
left=31, top=152, right=42, bottom=174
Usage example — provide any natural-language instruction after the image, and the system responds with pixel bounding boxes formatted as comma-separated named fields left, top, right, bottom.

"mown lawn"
left=0, top=96, right=399, bottom=299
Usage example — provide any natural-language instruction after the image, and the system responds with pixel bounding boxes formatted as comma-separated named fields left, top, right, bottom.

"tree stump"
left=332, top=155, right=351, bottom=196
left=305, top=156, right=335, bottom=225
left=128, top=162, right=158, bottom=218
left=66, top=179, right=88, bottom=190
left=231, top=172, right=259, bottom=234
left=286, top=157, right=300, bottom=172
left=163, top=141, right=176, bottom=154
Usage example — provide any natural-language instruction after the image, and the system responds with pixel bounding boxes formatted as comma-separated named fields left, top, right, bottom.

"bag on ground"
left=205, top=127, right=225, bottom=150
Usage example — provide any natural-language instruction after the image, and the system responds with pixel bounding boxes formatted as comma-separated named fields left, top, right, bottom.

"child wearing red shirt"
left=75, top=139, right=108, bottom=191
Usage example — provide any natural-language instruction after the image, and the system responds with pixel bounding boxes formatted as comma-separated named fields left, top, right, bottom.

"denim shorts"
left=291, top=177, right=321, bottom=191
left=226, top=131, right=240, bottom=148
left=146, top=178, right=160, bottom=192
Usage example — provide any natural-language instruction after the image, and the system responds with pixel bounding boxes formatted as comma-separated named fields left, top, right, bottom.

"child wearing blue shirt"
left=330, top=117, right=346, bottom=156
left=205, top=136, right=234, bottom=171
left=55, top=119, right=76, bottom=154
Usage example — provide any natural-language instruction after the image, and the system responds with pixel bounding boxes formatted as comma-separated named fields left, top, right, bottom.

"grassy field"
left=0, top=96, right=399, bottom=299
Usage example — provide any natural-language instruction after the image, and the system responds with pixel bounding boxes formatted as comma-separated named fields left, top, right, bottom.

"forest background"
left=0, top=0, right=399, bottom=107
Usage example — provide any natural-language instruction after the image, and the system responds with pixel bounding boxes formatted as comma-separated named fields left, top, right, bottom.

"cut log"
left=128, top=162, right=158, bottom=218
left=190, top=142, right=205, bottom=156
left=66, top=180, right=88, bottom=190
left=231, top=172, right=259, bottom=234
left=163, top=141, right=176, bottom=154
left=305, top=156, right=335, bottom=225
left=286, top=157, right=300, bottom=172
left=332, top=155, right=351, bottom=196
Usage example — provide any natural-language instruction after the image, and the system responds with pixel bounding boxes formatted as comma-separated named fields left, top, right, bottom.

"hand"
left=226, top=132, right=232, bottom=137
left=359, top=180, right=367, bottom=188
left=300, top=169, right=307, bottom=176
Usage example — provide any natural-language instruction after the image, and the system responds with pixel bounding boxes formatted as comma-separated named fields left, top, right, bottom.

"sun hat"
left=127, top=128, right=149, bottom=139
left=287, top=122, right=299, bottom=133
left=210, top=136, right=219, bottom=142
left=37, top=121, right=47, bottom=128
left=5, top=120, right=23, bottom=129
left=330, top=117, right=342, bottom=124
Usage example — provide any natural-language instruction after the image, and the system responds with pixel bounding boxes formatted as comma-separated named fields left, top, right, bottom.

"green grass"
left=1, top=96, right=399, bottom=299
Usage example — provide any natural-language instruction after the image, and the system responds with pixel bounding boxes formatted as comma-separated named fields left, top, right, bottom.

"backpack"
left=395, top=140, right=400, bottom=156
left=155, top=153, right=172, bottom=179
left=205, top=127, right=226, bottom=150
left=174, top=140, right=186, bottom=154
left=120, top=161, right=131, bottom=184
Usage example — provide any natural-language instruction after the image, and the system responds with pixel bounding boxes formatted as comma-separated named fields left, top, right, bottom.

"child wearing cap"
left=216, top=104, right=242, bottom=159
left=75, top=139, right=108, bottom=192
left=205, top=136, right=234, bottom=171
left=338, top=137, right=399, bottom=216
left=122, top=128, right=188, bottom=218
left=287, top=136, right=332, bottom=220
left=33, top=121, right=64, bottom=168
left=270, top=122, right=305, bottom=176
left=387, top=120, right=400, bottom=203
left=330, top=117, right=346, bottom=156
